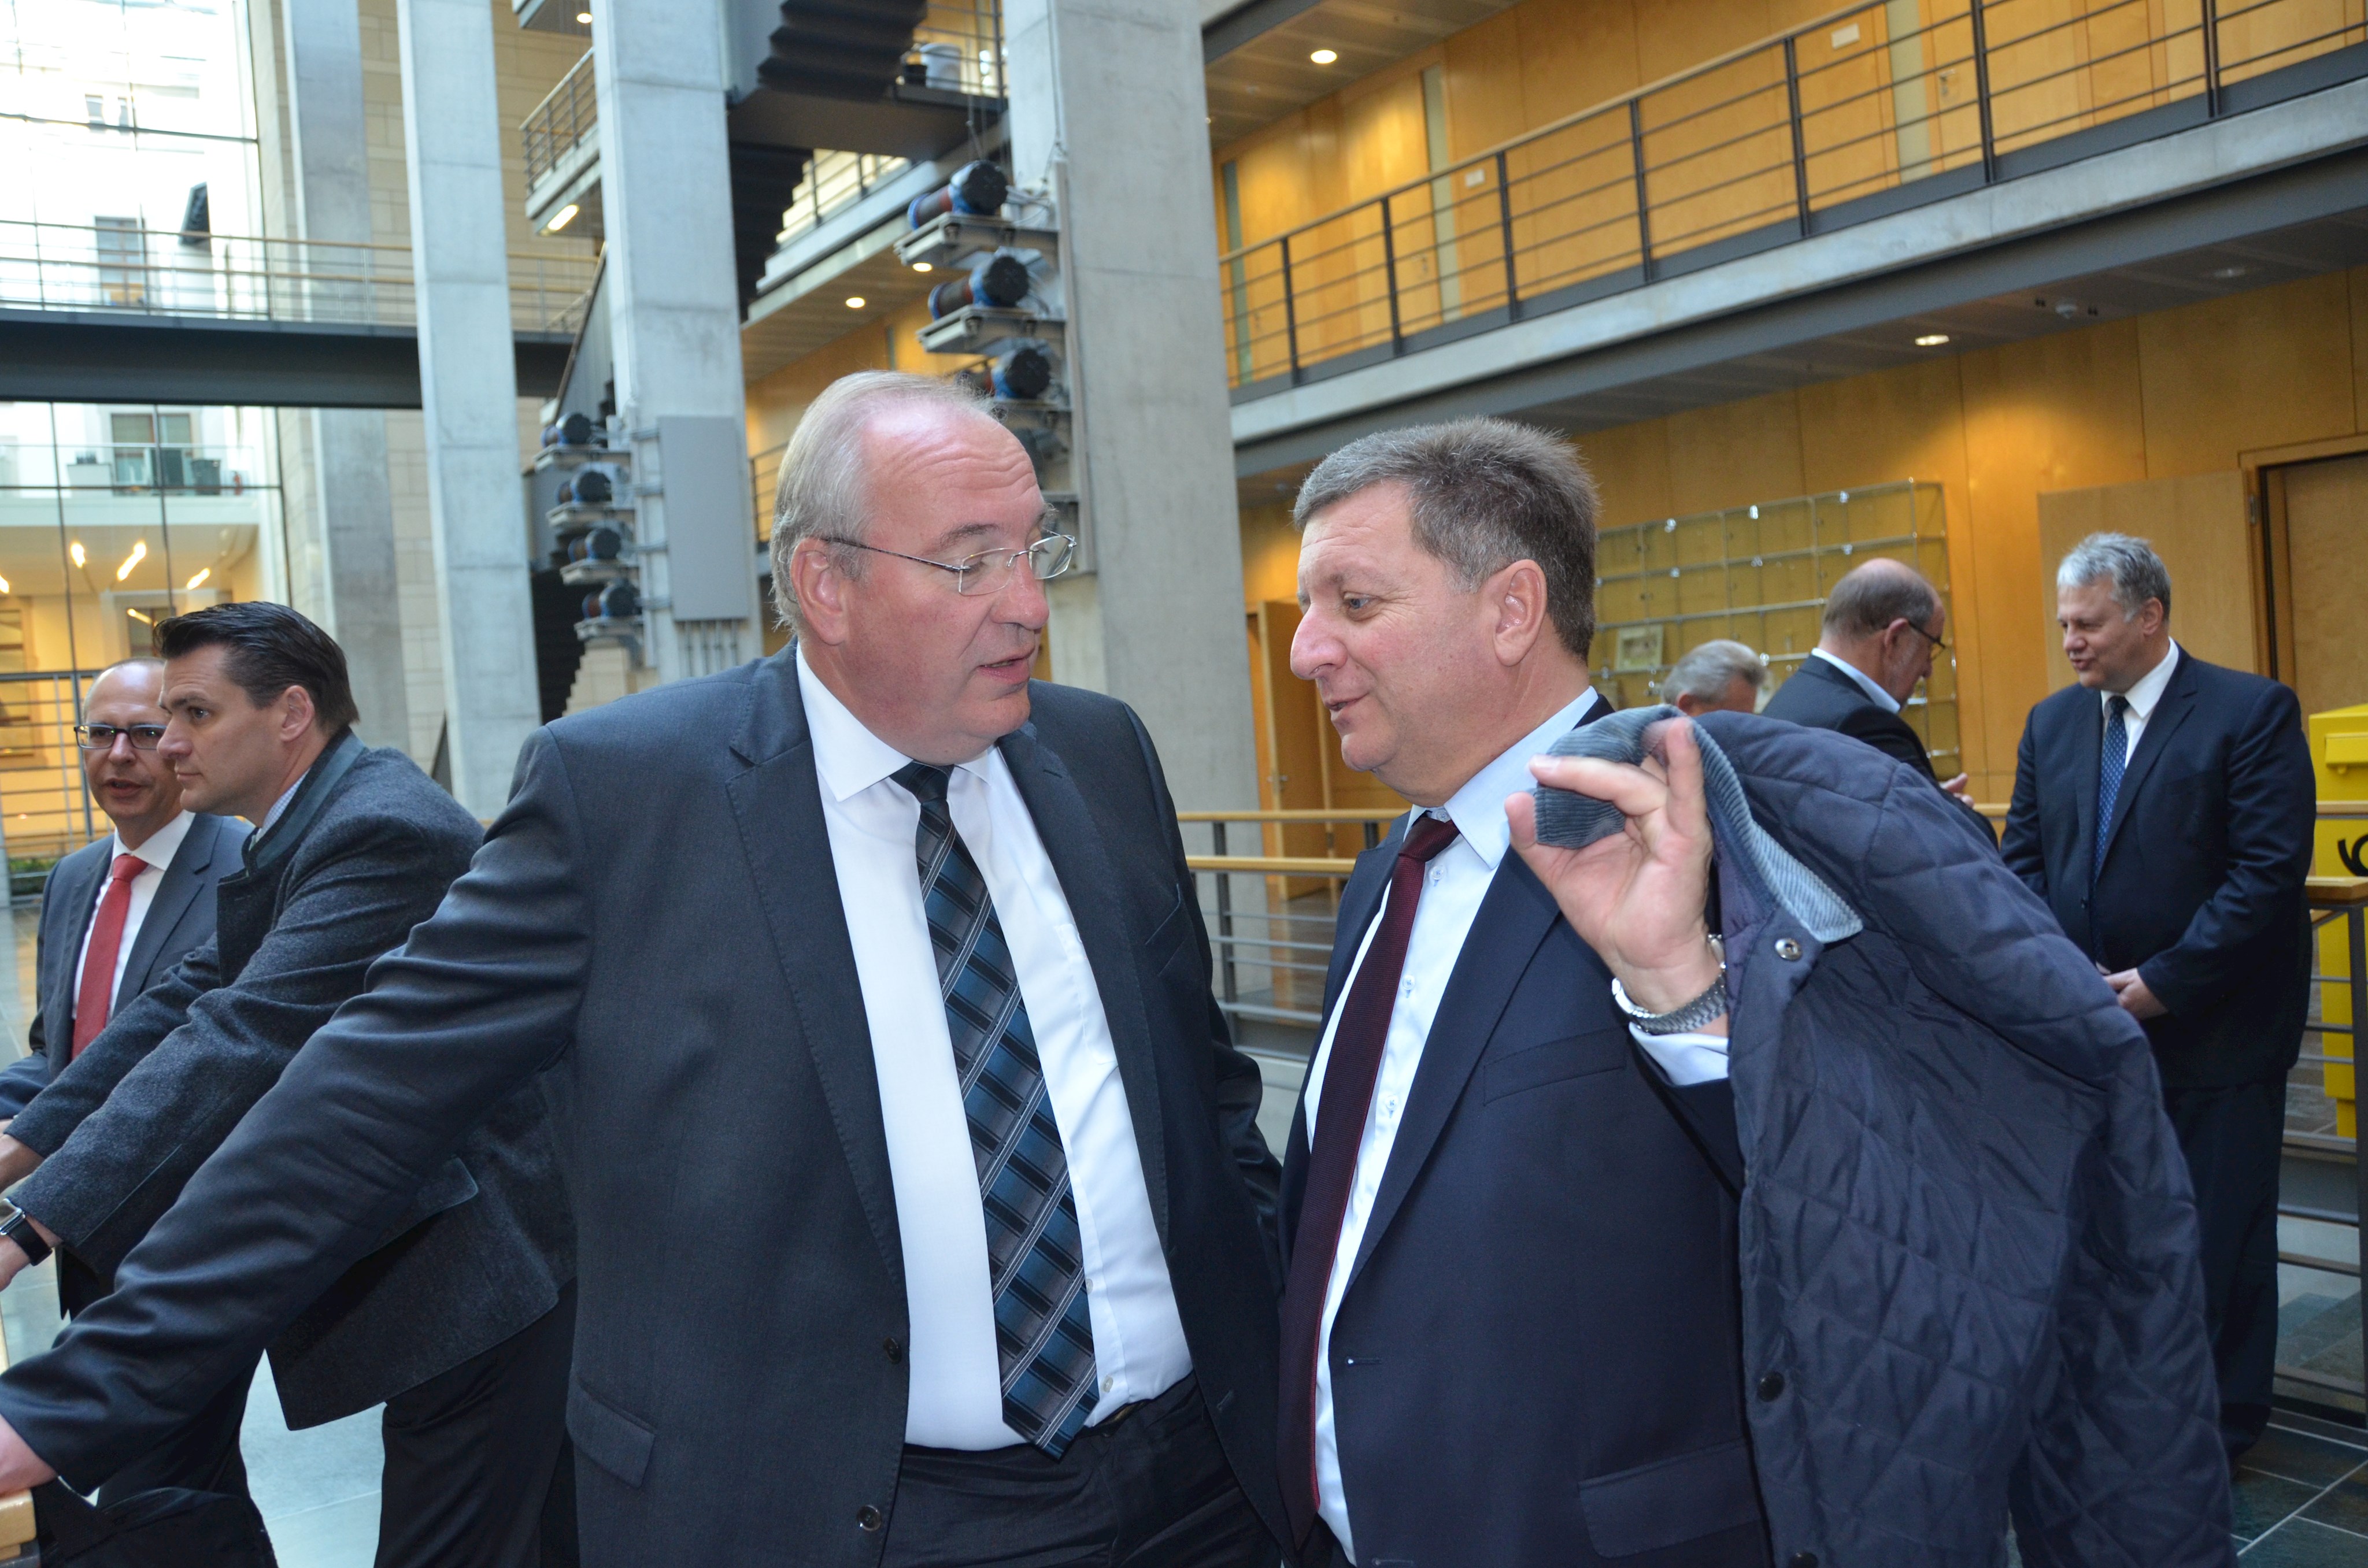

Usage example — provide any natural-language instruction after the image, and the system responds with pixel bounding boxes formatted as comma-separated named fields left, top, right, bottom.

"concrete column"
left=254, top=0, right=413, bottom=752
left=589, top=0, right=762, bottom=683
left=394, top=0, right=543, bottom=814
left=1001, top=0, right=1259, bottom=813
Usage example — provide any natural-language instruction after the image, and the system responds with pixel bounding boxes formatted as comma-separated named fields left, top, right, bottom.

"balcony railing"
left=1219, top=0, right=2368, bottom=392
left=0, top=220, right=600, bottom=338
left=776, top=152, right=913, bottom=249
left=523, top=49, right=597, bottom=194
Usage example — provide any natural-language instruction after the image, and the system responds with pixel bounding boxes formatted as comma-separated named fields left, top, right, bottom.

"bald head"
left=1818, top=557, right=1947, bottom=706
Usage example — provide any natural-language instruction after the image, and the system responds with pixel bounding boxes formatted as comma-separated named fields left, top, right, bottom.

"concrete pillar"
left=588, top=0, right=763, bottom=683
left=393, top=0, right=544, bottom=814
left=1001, top=0, right=1259, bottom=813
left=254, top=0, right=413, bottom=752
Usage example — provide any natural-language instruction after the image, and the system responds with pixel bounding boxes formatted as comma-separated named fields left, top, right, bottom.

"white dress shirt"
left=1810, top=646, right=1901, bottom=713
left=72, top=809, right=195, bottom=1011
left=796, top=650, right=1191, bottom=1448
left=2101, top=640, right=2180, bottom=766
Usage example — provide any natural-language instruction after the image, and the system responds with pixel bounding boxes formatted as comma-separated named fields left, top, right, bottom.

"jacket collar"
left=115, top=813, right=236, bottom=1013
left=242, top=730, right=365, bottom=880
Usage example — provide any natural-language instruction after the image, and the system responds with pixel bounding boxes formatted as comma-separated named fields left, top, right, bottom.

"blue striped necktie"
left=2094, top=694, right=2130, bottom=880
left=894, top=762, right=1098, bottom=1456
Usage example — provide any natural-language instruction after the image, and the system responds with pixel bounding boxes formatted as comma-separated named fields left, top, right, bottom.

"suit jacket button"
left=856, top=1506, right=884, bottom=1532
left=884, top=1337, right=903, bottom=1363
left=1774, top=937, right=1803, bottom=961
left=1757, top=1371, right=1786, bottom=1400
left=1789, top=1555, right=1818, bottom=1568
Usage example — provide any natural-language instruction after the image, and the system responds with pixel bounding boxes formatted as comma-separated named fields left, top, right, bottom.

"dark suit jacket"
left=1760, top=653, right=1938, bottom=782
left=0, top=813, right=245, bottom=1125
left=0, top=654, right=1285, bottom=1565
left=1279, top=702, right=1765, bottom=1568
left=1, top=737, right=574, bottom=1436
left=2001, top=650, right=2315, bottom=1088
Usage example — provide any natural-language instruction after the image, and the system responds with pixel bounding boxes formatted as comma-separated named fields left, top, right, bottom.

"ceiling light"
left=1310, top=48, right=1338, bottom=64
left=0, top=574, right=11, bottom=595
left=185, top=568, right=209, bottom=590
left=912, top=262, right=933, bottom=273
left=1914, top=332, right=1949, bottom=347
left=117, top=540, right=147, bottom=581
left=546, top=203, right=580, bottom=233
left=127, top=607, right=151, bottom=625
left=845, top=295, right=867, bottom=309
left=69, top=542, right=85, bottom=569
left=2206, top=264, right=2249, bottom=280
left=575, top=10, right=591, bottom=21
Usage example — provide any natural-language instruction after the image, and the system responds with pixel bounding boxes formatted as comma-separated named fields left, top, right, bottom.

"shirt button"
left=1429, top=867, right=1441, bottom=885
left=1400, top=979, right=1415, bottom=997
left=856, top=1505, right=884, bottom=1532
left=1102, top=1375, right=1116, bottom=1393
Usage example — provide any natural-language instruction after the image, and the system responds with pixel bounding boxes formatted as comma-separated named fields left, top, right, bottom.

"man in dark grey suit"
left=0, top=605, right=575, bottom=1568
left=0, top=373, right=1283, bottom=1568
left=0, top=657, right=246, bottom=1499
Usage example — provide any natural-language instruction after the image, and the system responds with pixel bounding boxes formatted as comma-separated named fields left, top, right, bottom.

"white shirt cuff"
left=1629, top=1026, right=1731, bottom=1086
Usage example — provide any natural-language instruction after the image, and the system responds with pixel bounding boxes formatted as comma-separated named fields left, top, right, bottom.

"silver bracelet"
left=1610, top=936, right=1729, bottom=1036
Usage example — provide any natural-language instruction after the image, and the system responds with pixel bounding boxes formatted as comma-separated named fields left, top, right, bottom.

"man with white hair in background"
left=2003, top=531, right=2315, bottom=1466
left=1659, top=639, right=1764, bottom=716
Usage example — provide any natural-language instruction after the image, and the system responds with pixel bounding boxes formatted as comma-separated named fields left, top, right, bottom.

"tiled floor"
left=2234, top=1414, right=2368, bottom=1560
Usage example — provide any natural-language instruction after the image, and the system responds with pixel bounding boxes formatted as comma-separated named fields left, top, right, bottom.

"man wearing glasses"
left=0, top=372, right=1286, bottom=1568
left=1759, top=556, right=1974, bottom=800
left=0, top=658, right=247, bottom=1499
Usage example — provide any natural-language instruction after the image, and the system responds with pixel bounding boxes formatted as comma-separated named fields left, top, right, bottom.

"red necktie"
left=1279, top=812, right=1462, bottom=1548
left=72, top=853, right=145, bottom=1058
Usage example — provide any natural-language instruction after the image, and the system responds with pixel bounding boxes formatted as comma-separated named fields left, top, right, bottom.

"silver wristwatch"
left=1610, top=935, right=1729, bottom=1036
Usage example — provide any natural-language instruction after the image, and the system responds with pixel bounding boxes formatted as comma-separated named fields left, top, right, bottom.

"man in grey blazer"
left=0, top=374, right=1284, bottom=1568
left=0, top=657, right=246, bottom=1499
left=0, top=605, right=575, bottom=1568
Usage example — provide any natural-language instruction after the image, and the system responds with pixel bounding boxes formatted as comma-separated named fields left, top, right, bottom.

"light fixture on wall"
left=0, top=574, right=12, bottom=595
left=845, top=295, right=867, bottom=309
left=546, top=203, right=580, bottom=233
left=117, top=540, right=147, bottom=581
left=69, top=542, right=86, bottom=569
left=1309, top=48, right=1338, bottom=64
left=186, top=568, right=210, bottom=590
left=1914, top=332, right=1949, bottom=347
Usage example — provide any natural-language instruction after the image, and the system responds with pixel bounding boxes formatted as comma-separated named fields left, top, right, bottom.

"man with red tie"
left=0, top=657, right=247, bottom=1499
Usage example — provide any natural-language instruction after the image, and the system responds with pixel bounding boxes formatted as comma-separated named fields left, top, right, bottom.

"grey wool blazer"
left=0, top=811, right=247, bottom=1124
left=4, top=735, right=575, bottom=1432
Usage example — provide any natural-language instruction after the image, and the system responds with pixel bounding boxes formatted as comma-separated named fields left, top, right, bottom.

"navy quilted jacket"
left=1694, top=711, right=2232, bottom=1567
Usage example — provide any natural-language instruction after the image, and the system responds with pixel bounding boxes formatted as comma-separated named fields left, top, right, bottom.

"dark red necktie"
left=1279, top=811, right=1462, bottom=1548
left=72, top=853, right=145, bottom=1058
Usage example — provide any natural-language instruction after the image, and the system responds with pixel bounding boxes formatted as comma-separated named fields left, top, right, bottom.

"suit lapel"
left=1323, top=828, right=1402, bottom=1024
left=45, top=844, right=107, bottom=1063
left=116, top=814, right=211, bottom=1010
left=2071, top=686, right=2103, bottom=880
left=998, top=723, right=1172, bottom=1243
left=724, top=653, right=904, bottom=1286
left=2097, top=654, right=2200, bottom=872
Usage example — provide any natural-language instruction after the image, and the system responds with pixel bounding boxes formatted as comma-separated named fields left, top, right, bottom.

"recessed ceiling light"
left=117, top=540, right=147, bottom=581
left=2206, top=264, right=2250, bottom=280
left=545, top=202, right=579, bottom=232
left=845, top=296, right=867, bottom=309
left=1309, top=48, right=1338, bottom=64
left=69, top=542, right=86, bottom=569
left=1914, top=332, right=1949, bottom=347
left=575, top=10, right=591, bottom=21
left=186, top=568, right=210, bottom=590
left=911, top=262, right=933, bottom=273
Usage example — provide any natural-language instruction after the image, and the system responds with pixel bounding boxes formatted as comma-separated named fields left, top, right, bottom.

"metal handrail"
left=523, top=49, right=598, bottom=191
left=1218, top=0, right=2368, bottom=390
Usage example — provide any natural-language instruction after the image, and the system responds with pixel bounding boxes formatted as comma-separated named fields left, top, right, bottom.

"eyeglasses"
left=1901, top=620, right=1948, bottom=654
left=76, top=723, right=166, bottom=751
left=835, top=533, right=1076, bottom=596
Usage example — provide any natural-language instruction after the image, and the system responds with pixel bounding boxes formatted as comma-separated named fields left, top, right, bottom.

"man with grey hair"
left=2004, top=530, right=2314, bottom=1465
left=0, top=370, right=1289, bottom=1566
left=1760, top=557, right=1969, bottom=796
left=1660, top=639, right=1764, bottom=716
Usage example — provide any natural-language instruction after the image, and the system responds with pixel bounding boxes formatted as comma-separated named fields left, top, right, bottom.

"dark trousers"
left=2164, top=1079, right=2284, bottom=1460
left=881, top=1375, right=1278, bottom=1568
left=375, top=1285, right=578, bottom=1568
left=62, top=1250, right=256, bottom=1507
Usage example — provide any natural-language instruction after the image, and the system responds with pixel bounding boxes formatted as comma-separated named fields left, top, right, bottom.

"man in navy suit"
left=1281, top=418, right=1763, bottom=1567
left=2003, top=532, right=2315, bottom=1463
left=0, top=657, right=246, bottom=1498
left=1758, top=557, right=1970, bottom=798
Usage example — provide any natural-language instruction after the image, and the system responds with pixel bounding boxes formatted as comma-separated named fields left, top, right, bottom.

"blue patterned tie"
left=894, top=762, right=1098, bottom=1456
left=2094, top=695, right=2130, bottom=880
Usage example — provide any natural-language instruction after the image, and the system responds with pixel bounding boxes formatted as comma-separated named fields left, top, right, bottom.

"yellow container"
left=2311, top=703, right=2368, bottom=1139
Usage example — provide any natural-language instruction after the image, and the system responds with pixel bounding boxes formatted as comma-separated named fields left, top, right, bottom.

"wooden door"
left=2274, top=451, right=2368, bottom=717
left=1249, top=602, right=1332, bottom=895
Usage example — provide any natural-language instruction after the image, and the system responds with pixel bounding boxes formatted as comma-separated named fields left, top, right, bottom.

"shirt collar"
left=1809, top=646, right=1901, bottom=713
left=796, top=645, right=996, bottom=802
left=111, top=807, right=193, bottom=873
left=2104, top=639, right=2180, bottom=720
left=1427, top=687, right=1601, bottom=872
left=258, top=775, right=306, bottom=836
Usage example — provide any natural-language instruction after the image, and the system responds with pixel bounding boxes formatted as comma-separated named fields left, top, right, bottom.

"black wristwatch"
left=1, top=1206, right=52, bottom=1267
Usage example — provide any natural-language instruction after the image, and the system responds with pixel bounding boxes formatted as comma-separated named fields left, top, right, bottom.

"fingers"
left=1527, top=753, right=1670, bottom=822
left=1657, top=718, right=1711, bottom=847
left=1505, top=788, right=1538, bottom=854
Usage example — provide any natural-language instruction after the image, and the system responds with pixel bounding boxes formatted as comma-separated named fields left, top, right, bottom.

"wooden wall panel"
left=2280, top=453, right=2368, bottom=716
left=2036, top=471, right=2256, bottom=684
left=2351, top=264, right=2368, bottom=431
left=2137, top=272, right=2356, bottom=475
left=1575, top=416, right=1674, bottom=527
left=1512, top=0, right=1644, bottom=128
left=1664, top=390, right=1806, bottom=512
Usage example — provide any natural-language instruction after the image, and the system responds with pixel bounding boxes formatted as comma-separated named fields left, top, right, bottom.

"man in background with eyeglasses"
left=0, top=371, right=1286, bottom=1568
left=0, top=657, right=248, bottom=1500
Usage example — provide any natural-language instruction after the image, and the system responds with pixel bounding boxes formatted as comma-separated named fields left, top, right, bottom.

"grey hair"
left=1293, top=417, right=1600, bottom=657
left=2055, top=531, right=2171, bottom=621
left=767, top=370, right=994, bottom=631
left=1821, top=557, right=1941, bottom=639
left=1661, top=639, right=1764, bottom=706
